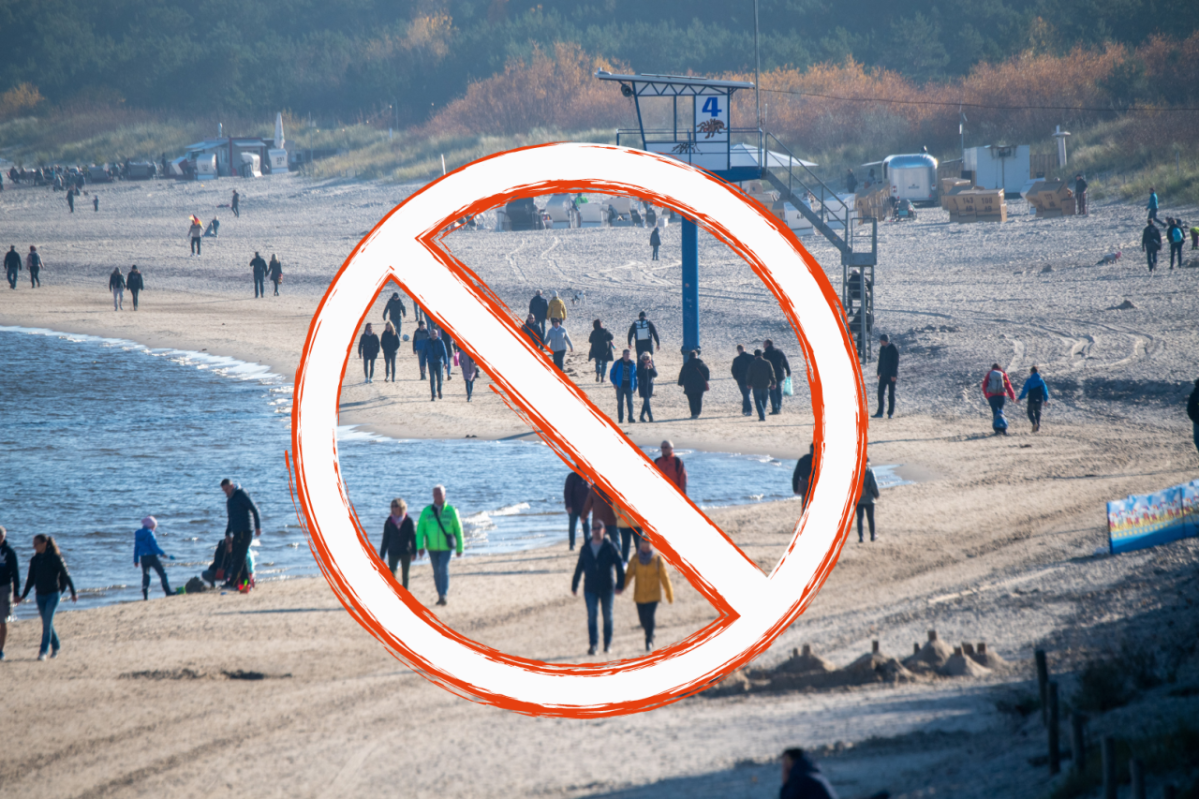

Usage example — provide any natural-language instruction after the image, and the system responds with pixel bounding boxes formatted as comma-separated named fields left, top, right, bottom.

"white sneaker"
left=37, top=653, right=47, bottom=661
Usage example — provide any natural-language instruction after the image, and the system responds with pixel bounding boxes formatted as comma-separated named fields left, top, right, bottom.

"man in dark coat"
left=250, top=252, right=268, bottom=298
left=747, top=349, right=776, bottom=421
left=4, top=245, right=20, bottom=289
left=1188, top=377, right=1199, bottom=457
left=221, top=479, right=261, bottom=588
left=571, top=521, right=625, bottom=656
left=763, top=339, right=792, bottom=415
left=792, top=444, right=816, bottom=510
left=677, top=350, right=710, bottom=419
left=1142, top=221, right=1162, bottom=273
left=874, top=333, right=899, bottom=418
left=563, top=470, right=592, bottom=550
left=731, top=344, right=755, bottom=416
left=529, top=290, right=549, bottom=338
left=649, top=226, right=661, bottom=261
left=628, top=312, right=661, bottom=358
left=425, top=329, right=450, bottom=400
left=411, top=321, right=430, bottom=380
left=779, top=748, right=838, bottom=799
left=383, top=292, right=407, bottom=332
left=1074, top=174, right=1088, bottom=215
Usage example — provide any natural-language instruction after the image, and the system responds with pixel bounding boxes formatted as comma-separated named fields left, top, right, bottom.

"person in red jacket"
left=981, top=363, right=1017, bottom=436
left=653, top=440, right=687, bottom=495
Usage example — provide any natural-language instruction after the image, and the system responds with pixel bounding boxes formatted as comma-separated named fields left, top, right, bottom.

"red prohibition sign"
left=289, top=143, right=868, bottom=717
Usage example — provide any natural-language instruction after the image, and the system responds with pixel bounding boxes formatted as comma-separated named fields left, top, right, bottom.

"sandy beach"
left=2, top=173, right=1199, bottom=797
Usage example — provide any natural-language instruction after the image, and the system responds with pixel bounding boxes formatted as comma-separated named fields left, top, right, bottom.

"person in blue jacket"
left=609, top=349, right=638, bottom=425
left=1147, top=187, right=1159, bottom=225
left=1018, top=365, right=1051, bottom=433
left=133, top=516, right=174, bottom=599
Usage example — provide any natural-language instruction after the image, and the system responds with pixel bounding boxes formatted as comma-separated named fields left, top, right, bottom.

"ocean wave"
left=489, top=502, right=531, bottom=516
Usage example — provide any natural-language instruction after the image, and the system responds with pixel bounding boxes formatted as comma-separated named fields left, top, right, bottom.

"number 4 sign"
left=289, top=143, right=867, bottom=718
left=695, top=95, right=728, bottom=141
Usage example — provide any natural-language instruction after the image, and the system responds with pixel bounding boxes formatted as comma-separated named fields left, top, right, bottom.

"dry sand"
left=2, top=173, right=1199, bottom=798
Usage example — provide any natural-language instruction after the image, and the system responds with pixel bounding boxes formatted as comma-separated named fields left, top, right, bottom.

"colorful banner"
left=1107, top=479, right=1199, bottom=554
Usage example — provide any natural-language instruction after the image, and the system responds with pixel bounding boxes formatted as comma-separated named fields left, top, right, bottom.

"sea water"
left=0, top=326, right=904, bottom=614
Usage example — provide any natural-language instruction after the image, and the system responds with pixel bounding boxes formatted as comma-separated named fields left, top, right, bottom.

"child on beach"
left=133, top=516, right=174, bottom=600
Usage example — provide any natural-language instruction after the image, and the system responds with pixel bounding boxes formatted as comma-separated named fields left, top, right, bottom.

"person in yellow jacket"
left=415, top=485, right=463, bottom=606
left=547, top=290, right=568, bottom=323
left=625, top=538, right=673, bottom=651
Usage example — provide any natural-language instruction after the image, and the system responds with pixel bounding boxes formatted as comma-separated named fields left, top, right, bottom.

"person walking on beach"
left=583, top=485, right=620, bottom=549
left=1142, top=220, right=1162, bottom=273
left=221, top=479, right=261, bottom=589
left=412, top=321, right=430, bottom=380
left=18, top=535, right=77, bottom=661
left=677, top=350, right=710, bottom=419
left=188, top=216, right=203, bottom=255
left=649, top=226, right=661, bottom=261
left=358, top=323, right=380, bottom=384
left=0, top=526, right=20, bottom=661
left=763, top=340, right=792, bottom=415
left=1167, top=219, right=1185, bottom=270
left=856, top=458, right=880, bottom=543
left=381, top=321, right=400, bottom=383
left=529, top=290, right=549, bottom=339
left=610, top=349, right=638, bottom=424
left=780, top=748, right=839, bottom=799
left=747, top=349, right=775, bottom=421
left=66, top=188, right=75, bottom=213
left=383, top=292, right=407, bottom=332
left=1147, top=187, right=1159, bottom=225
left=416, top=485, right=463, bottom=606
left=133, top=516, right=174, bottom=599
left=655, top=440, right=687, bottom=495
left=732, top=344, right=754, bottom=416
left=545, top=318, right=574, bottom=371
left=250, top=252, right=268, bottom=298
left=1074, top=174, right=1088, bottom=216
left=93, top=195, right=99, bottom=212
left=982, top=363, right=1016, bottom=436
left=625, top=537, right=673, bottom=651
left=125, top=266, right=144, bottom=310
left=109, top=267, right=125, bottom=311
left=25, top=246, right=41, bottom=288
left=380, top=498, right=417, bottom=589
left=628, top=311, right=661, bottom=359
left=231, top=189, right=240, bottom=218
left=521, top=313, right=544, bottom=349
left=564, top=470, right=592, bottom=550
left=5, top=245, right=21, bottom=289
left=588, top=319, right=615, bottom=383
left=874, top=334, right=899, bottom=419
left=571, top=521, right=625, bottom=656
left=458, top=349, right=478, bottom=401
left=425, top=329, right=450, bottom=400
left=1186, top=377, right=1199, bottom=457
left=637, top=352, right=658, bottom=422
left=268, top=255, right=283, bottom=295
left=547, top=291, right=568, bottom=325
left=1018, top=365, right=1050, bottom=433
left=792, top=444, right=816, bottom=510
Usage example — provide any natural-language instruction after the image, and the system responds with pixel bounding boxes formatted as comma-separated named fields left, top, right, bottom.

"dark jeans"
left=753, top=387, right=769, bottom=420
left=584, top=589, right=614, bottom=649
left=384, top=354, right=396, bottom=380
left=233, top=205, right=240, bottom=218
left=363, top=357, right=375, bottom=380
left=254, top=275, right=265, bottom=297
left=987, top=395, right=1007, bottom=431
left=634, top=340, right=654, bottom=360
left=1076, top=190, right=1087, bottom=214
left=618, top=527, right=641, bottom=562
left=229, top=529, right=253, bottom=586
left=856, top=504, right=875, bottom=542
left=36, top=591, right=61, bottom=655
left=1146, top=248, right=1158, bottom=271
left=130, top=288, right=140, bottom=310
left=552, top=350, right=566, bottom=370
left=1027, top=398, right=1043, bottom=428
left=595, top=358, right=609, bottom=380
left=769, top=384, right=783, bottom=414
left=141, top=554, right=172, bottom=597
left=428, top=363, right=443, bottom=398
left=637, top=601, right=659, bottom=644
left=6, top=270, right=16, bottom=289
left=428, top=549, right=451, bottom=597
left=651, top=245, right=659, bottom=260
left=639, top=395, right=653, bottom=422
left=568, top=511, right=590, bottom=549
left=877, top=377, right=895, bottom=417
left=738, top=382, right=751, bottom=414
left=1193, top=422, right=1199, bottom=456
left=387, top=553, right=412, bottom=589
left=29, top=268, right=39, bottom=287
left=464, top=378, right=475, bottom=400
left=686, top=391, right=704, bottom=418
left=272, top=279, right=280, bottom=295
left=417, top=349, right=427, bottom=378
left=1170, top=242, right=1183, bottom=268
left=191, top=236, right=201, bottom=255
left=616, top=384, right=634, bottom=422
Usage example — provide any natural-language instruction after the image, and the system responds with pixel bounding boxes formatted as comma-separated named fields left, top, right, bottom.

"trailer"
left=880, top=154, right=939, bottom=205
left=964, top=145, right=1030, bottom=197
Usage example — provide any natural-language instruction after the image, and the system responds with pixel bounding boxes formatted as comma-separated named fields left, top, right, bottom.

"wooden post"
left=978, top=643, right=987, bottom=655
left=962, top=642, right=975, bottom=656
left=928, top=630, right=937, bottom=642
left=1048, top=682, right=1060, bottom=774
left=1071, top=713, right=1087, bottom=773
left=914, top=643, right=920, bottom=655
left=802, top=644, right=811, bottom=657
left=872, top=640, right=879, bottom=654
left=1130, top=759, right=1145, bottom=799
left=1036, top=649, right=1049, bottom=725
left=1102, top=737, right=1117, bottom=799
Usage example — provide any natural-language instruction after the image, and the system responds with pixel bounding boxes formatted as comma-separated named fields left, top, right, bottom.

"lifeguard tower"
left=596, top=70, right=878, bottom=363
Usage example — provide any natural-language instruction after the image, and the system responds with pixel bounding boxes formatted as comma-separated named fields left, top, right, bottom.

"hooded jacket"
left=571, top=537, right=625, bottom=595
left=1018, top=373, right=1050, bottom=402
left=857, top=467, right=880, bottom=507
left=133, top=526, right=167, bottom=565
left=779, top=753, right=838, bottom=799
left=610, top=359, right=638, bottom=390
left=626, top=553, right=674, bottom=604
left=547, top=295, right=568, bottom=322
